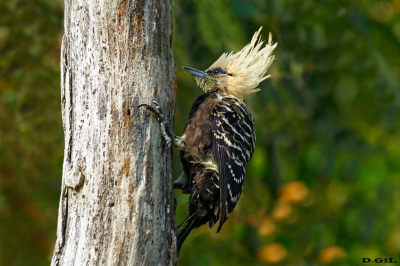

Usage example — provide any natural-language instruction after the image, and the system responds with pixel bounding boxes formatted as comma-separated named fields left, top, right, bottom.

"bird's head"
left=183, top=27, right=277, bottom=100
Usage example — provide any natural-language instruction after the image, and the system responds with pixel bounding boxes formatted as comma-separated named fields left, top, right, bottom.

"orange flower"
left=318, top=246, right=347, bottom=264
left=272, top=200, right=292, bottom=221
left=258, top=218, right=276, bottom=237
left=279, top=181, right=309, bottom=204
left=258, top=243, right=287, bottom=263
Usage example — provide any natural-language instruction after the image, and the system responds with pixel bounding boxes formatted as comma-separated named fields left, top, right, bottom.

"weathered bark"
left=51, top=0, right=177, bottom=265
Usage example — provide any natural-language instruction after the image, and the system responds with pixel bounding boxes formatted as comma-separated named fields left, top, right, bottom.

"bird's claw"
left=138, top=100, right=174, bottom=149
left=173, top=173, right=191, bottom=194
left=137, top=101, right=162, bottom=119
left=151, top=100, right=161, bottom=108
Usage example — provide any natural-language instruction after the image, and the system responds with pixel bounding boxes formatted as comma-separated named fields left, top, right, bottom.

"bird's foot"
left=173, top=172, right=191, bottom=194
left=137, top=100, right=174, bottom=149
left=173, top=136, right=186, bottom=151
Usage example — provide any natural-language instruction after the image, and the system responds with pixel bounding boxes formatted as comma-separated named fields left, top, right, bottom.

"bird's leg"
left=173, top=172, right=191, bottom=194
left=138, top=101, right=174, bottom=148
left=138, top=101, right=190, bottom=193
left=173, top=135, right=186, bottom=150
left=138, top=101, right=186, bottom=150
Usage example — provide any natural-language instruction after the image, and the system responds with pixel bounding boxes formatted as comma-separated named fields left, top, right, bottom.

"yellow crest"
left=194, top=27, right=277, bottom=100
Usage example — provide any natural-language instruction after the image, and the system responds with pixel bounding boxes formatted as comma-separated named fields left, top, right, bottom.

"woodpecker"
left=139, top=27, right=276, bottom=253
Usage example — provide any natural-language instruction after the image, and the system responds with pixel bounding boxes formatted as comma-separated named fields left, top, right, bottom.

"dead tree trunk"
left=51, top=0, right=177, bottom=265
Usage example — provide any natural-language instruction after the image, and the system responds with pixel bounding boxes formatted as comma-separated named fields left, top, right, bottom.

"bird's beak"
left=183, top=66, right=209, bottom=79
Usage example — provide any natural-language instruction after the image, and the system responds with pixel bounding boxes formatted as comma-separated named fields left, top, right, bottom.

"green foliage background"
left=0, top=0, right=399, bottom=265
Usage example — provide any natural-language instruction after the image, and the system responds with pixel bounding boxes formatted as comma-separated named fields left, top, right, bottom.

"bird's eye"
left=212, top=68, right=223, bottom=75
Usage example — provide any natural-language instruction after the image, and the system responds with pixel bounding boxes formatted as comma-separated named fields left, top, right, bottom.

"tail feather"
left=177, top=219, right=196, bottom=255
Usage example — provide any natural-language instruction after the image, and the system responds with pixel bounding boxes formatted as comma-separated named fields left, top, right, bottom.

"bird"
left=139, top=27, right=277, bottom=254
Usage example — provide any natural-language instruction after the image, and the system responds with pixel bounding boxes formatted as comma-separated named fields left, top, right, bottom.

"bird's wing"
left=211, top=97, right=256, bottom=232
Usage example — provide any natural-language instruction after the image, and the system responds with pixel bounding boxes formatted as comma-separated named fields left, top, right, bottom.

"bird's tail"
left=177, top=218, right=197, bottom=255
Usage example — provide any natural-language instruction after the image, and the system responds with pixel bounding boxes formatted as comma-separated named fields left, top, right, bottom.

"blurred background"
left=0, top=0, right=399, bottom=265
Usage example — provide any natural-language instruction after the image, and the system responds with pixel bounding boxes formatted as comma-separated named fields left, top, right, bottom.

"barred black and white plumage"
left=175, top=92, right=256, bottom=250
left=212, top=95, right=256, bottom=230
left=139, top=27, right=277, bottom=254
